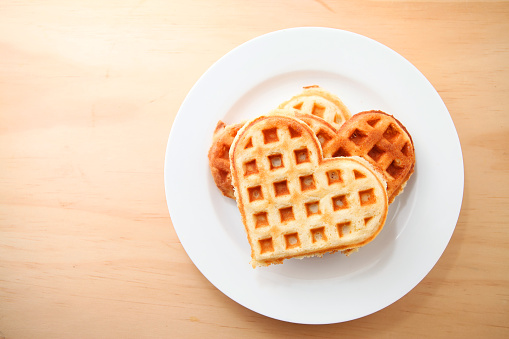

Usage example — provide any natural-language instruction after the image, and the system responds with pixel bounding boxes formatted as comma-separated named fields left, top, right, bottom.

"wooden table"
left=1, top=1, right=508, bottom=338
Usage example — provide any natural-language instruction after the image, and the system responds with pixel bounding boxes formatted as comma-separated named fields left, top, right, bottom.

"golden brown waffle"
left=208, top=120, right=245, bottom=199
left=278, top=85, right=351, bottom=130
left=229, top=114, right=388, bottom=268
left=322, top=110, right=415, bottom=204
left=208, top=111, right=337, bottom=199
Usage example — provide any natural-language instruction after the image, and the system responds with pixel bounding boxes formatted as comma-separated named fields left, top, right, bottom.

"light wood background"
left=1, top=1, right=508, bottom=338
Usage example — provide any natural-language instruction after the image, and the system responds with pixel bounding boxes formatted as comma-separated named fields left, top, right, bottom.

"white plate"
left=165, top=27, right=464, bottom=324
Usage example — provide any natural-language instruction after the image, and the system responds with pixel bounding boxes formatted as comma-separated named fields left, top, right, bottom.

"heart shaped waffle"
left=230, top=115, right=388, bottom=267
left=322, top=111, right=415, bottom=204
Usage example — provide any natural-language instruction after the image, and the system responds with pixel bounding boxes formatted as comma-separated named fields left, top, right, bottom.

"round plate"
left=164, top=27, right=463, bottom=324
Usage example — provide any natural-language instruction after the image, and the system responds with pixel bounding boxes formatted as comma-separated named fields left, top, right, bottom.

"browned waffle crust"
left=207, top=120, right=245, bottom=199
left=230, top=114, right=388, bottom=267
left=322, top=110, right=415, bottom=204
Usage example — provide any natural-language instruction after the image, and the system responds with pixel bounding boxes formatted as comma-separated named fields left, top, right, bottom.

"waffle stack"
left=208, top=87, right=415, bottom=267
left=208, top=86, right=349, bottom=200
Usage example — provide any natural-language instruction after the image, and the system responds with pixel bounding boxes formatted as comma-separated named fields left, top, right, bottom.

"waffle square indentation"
left=299, top=175, right=316, bottom=191
left=311, top=227, right=327, bottom=243
left=386, top=160, right=405, bottom=178
left=284, top=233, right=301, bottom=249
left=383, top=124, right=400, bottom=142
left=353, top=169, right=366, bottom=179
left=332, top=147, right=351, bottom=157
left=288, top=126, right=302, bottom=138
left=294, top=148, right=310, bottom=164
left=305, top=201, right=320, bottom=217
left=262, top=128, right=279, bottom=144
left=243, top=159, right=258, bottom=176
left=254, top=212, right=269, bottom=228
left=268, top=154, right=284, bottom=170
left=327, top=170, right=342, bottom=185
left=349, top=129, right=368, bottom=145
left=359, top=188, right=376, bottom=206
left=332, top=195, right=348, bottom=210
left=244, top=138, right=253, bottom=149
left=367, top=118, right=380, bottom=127
left=367, top=144, right=385, bottom=162
left=401, top=142, right=412, bottom=157
left=259, top=238, right=274, bottom=254
left=312, top=103, right=325, bottom=118
left=274, top=180, right=290, bottom=197
left=316, top=130, right=332, bottom=146
left=248, top=186, right=263, bottom=202
left=337, top=221, right=351, bottom=237
left=334, top=114, right=343, bottom=125
left=279, top=207, right=295, bottom=223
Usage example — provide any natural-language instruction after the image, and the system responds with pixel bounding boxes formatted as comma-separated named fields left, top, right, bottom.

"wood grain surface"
left=1, top=1, right=508, bottom=338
